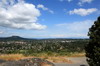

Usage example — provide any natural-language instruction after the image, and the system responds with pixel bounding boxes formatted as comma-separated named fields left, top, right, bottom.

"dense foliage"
left=0, top=37, right=88, bottom=56
left=85, top=16, right=100, bottom=66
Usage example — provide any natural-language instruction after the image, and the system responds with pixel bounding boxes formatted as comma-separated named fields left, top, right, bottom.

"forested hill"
left=0, top=36, right=36, bottom=41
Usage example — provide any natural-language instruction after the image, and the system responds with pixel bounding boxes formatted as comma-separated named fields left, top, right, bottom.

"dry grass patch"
left=0, top=54, right=73, bottom=63
left=69, top=53, right=85, bottom=57
left=0, top=54, right=26, bottom=61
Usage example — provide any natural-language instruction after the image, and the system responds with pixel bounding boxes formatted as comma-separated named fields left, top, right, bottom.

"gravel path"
left=54, top=57, right=89, bottom=66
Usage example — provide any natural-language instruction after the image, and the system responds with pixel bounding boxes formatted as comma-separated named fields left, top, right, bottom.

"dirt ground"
left=54, top=57, right=89, bottom=66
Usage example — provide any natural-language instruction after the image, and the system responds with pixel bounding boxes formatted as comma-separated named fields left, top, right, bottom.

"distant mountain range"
left=0, top=36, right=89, bottom=41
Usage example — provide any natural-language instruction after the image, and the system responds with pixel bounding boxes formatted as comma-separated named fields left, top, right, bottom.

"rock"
left=0, top=59, right=6, bottom=64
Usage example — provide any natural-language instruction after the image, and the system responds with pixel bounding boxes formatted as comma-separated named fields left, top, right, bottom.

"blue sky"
left=0, top=0, right=99, bottom=38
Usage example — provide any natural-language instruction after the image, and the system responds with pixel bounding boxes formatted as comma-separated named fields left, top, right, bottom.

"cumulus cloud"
left=78, top=0, right=93, bottom=6
left=69, top=8, right=97, bottom=16
left=56, top=20, right=94, bottom=38
left=0, top=0, right=46, bottom=30
left=37, top=4, right=54, bottom=14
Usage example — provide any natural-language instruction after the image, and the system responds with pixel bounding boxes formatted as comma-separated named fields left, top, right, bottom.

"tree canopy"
left=85, top=16, right=100, bottom=66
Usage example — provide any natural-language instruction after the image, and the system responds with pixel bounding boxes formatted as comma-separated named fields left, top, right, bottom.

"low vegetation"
left=0, top=54, right=25, bottom=61
left=0, top=37, right=88, bottom=55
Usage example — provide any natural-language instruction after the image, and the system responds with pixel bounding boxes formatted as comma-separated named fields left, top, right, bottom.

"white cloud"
left=0, top=0, right=46, bottom=30
left=57, top=20, right=94, bottom=31
left=0, top=31, right=4, bottom=34
left=78, top=0, right=93, bottom=6
left=37, top=4, right=54, bottom=14
left=59, top=0, right=72, bottom=2
left=69, top=8, right=97, bottom=16
left=67, top=0, right=72, bottom=2
left=56, top=20, right=94, bottom=38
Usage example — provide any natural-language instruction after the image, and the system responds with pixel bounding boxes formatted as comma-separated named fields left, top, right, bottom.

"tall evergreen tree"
left=85, top=16, right=100, bottom=66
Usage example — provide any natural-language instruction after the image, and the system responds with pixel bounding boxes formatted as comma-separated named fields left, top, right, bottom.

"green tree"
left=85, top=16, right=100, bottom=66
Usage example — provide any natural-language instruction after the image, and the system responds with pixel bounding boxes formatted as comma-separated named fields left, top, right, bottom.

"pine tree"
left=85, top=16, right=100, bottom=66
